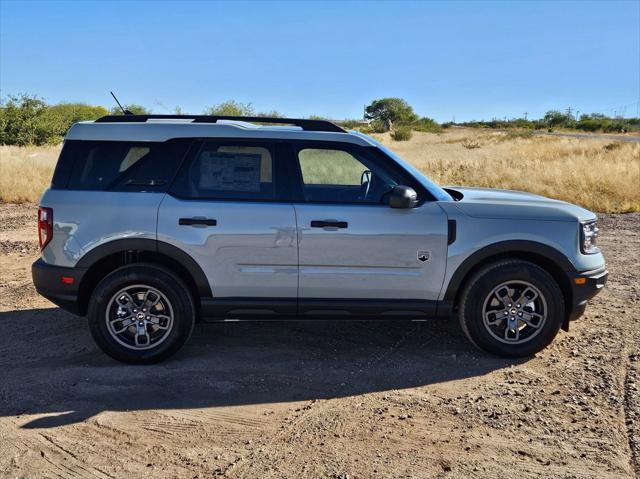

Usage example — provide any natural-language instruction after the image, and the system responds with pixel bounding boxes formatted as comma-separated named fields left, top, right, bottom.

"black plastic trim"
left=311, top=220, right=348, bottom=228
left=75, top=238, right=212, bottom=298
left=568, top=268, right=608, bottom=321
left=179, top=218, right=217, bottom=226
left=201, top=298, right=298, bottom=317
left=32, top=258, right=86, bottom=315
left=298, top=299, right=439, bottom=318
left=201, top=297, right=443, bottom=319
left=95, top=115, right=346, bottom=133
left=443, top=240, right=577, bottom=303
left=447, top=220, right=456, bottom=245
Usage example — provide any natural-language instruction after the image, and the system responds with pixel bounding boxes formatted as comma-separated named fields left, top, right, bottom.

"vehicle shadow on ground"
left=0, top=307, right=525, bottom=429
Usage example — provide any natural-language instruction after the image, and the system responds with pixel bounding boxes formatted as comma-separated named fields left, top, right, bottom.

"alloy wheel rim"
left=105, top=284, right=174, bottom=351
left=482, top=280, right=547, bottom=345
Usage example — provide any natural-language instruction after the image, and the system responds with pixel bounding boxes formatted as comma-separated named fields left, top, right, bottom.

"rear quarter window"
left=51, top=139, right=192, bottom=191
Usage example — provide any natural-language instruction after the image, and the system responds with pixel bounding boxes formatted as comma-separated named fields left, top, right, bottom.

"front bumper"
left=32, top=258, right=87, bottom=316
left=567, top=266, right=608, bottom=322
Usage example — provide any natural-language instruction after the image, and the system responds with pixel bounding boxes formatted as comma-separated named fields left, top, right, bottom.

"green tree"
left=257, top=109, right=283, bottom=118
left=412, top=116, right=442, bottom=133
left=0, top=94, right=55, bottom=146
left=543, top=110, right=575, bottom=129
left=42, top=103, right=108, bottom=137
left=364, top=98, right=418, bottom=131
left=204, top=100, right=255, bottom=116
left=109, top=104, right=151, bottom=115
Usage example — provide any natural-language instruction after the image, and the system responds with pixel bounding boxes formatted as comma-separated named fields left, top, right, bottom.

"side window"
left=67, top=142, right=150, bottom=190
left=59, top=140, right=190, bottom=191
left=296, top=147, right=399, bottom=203
left=170, top=142, right=275, bottom=200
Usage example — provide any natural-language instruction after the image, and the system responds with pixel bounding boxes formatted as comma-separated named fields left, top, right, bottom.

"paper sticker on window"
left=198, top=152, right=262, bottom=192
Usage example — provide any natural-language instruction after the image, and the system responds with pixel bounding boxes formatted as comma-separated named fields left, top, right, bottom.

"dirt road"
left=1, top=203, right=639, bottom=478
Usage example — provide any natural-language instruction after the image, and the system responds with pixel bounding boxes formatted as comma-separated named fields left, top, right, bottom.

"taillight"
left=38, top=207, right=53, bottom=251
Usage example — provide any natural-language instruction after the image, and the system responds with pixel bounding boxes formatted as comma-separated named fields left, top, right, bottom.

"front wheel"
left=87, top=264, right=195, bottom=364
left=458, top=260, right=565, bottom=357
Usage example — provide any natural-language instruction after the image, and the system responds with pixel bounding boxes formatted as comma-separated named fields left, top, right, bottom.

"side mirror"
left=389, top=185, right=418, bottom=209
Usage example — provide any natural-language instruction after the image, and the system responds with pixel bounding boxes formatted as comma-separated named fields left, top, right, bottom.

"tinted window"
left=170, top=142, right=275, bottom=200
left=55, top=140, right=190, bottom=191
left=296, top=147, right=399, bottom=203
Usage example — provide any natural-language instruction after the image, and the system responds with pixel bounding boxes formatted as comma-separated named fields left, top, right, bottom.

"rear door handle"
left=310, top=220, right=348, bottom=229
left=179, top=218, right=217, bottom=226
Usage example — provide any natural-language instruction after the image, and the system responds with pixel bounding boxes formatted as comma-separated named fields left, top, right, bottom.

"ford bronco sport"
left=32, top=115, right=608, bottom=364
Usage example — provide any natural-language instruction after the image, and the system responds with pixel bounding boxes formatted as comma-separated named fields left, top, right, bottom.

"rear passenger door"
left=157, top=140, right=298, bottom=305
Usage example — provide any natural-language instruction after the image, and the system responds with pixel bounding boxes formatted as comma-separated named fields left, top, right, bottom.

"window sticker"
left=198, top=152, right=262, bottom=192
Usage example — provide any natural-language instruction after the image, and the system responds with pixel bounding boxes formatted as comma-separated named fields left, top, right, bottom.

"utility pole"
left=565, top=107, right=573, bottom=119
left=523, top=112, right=528, bottom=121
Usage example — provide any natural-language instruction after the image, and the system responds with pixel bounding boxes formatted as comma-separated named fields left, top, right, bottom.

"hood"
left=444, top=186, right=596, bottom=222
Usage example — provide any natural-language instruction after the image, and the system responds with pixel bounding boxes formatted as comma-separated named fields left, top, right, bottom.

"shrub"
left=603, top=142, right=622, bottom=151
left=1, top=94, right=109, bottom=146
left=412, top=117, right=442, bottom=133
left=204, top=100, right=255, bottom=116
left=0, top=94, right=60, bottom=146
left=370, top=120, right=389, bottom=133
left=257, top=110, right=283, bottom=118
left=462, top=138, right=481, bottom=149
left=339, top=119, right=365, bottom=129
left=43, top=103, right=108, bottom=136
left=504, top=130, right=534, bottom=140
left=391, top=126, right=413, bottom=141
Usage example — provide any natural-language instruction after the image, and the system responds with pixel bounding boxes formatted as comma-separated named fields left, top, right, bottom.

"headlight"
left=580, top=220, right=599, bottom=254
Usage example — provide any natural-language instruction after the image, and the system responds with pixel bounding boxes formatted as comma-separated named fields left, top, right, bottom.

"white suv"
left=32, top=115, right=607, bottom=363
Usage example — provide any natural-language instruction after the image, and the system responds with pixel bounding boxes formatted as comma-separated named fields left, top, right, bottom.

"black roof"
left=94, top=115, right=346, bottom=133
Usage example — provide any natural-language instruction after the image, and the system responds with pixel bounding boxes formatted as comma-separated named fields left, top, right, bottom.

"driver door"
left=290, top=143, right=448, bottom=307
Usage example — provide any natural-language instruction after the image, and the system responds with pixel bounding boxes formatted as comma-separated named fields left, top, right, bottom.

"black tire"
left=87, top=263, right=195, bottom=364
left=458, top=260, right=565, bottom=357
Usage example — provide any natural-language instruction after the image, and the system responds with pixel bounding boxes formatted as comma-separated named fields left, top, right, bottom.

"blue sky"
left=1, top=0, right=638, bottom=121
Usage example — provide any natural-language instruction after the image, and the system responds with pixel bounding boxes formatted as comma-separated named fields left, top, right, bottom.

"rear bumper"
left=567, top=266, right=608, bottom=322
left=32, top=258, right=86, bottom=316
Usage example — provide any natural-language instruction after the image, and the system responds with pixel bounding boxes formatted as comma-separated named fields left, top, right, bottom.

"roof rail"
left=94, top=115, right=346, bottom=133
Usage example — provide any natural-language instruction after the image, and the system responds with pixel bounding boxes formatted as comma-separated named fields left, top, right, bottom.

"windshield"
left=367, top=137, right=453, bottom=202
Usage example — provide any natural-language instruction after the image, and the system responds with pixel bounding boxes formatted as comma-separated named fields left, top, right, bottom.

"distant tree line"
left=2, top=93, right=636, bottom=146
left=448, top=111, right=640, bottom=134
left=0, top=95, right=286, bottom=146
left=0, top=94, right=153, bottom=146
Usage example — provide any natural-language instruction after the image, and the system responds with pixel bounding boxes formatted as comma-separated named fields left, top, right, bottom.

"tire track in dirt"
left=624, top=352, right=640, bottom=476
left=10, top=427, right=114, bottom=479
left=227, top=323, right=445, bottom=478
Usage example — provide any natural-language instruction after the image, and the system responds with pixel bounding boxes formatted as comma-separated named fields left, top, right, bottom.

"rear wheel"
left=88, top=264, right=195, bottom=364
left=458, top=260, right=565, bottom=357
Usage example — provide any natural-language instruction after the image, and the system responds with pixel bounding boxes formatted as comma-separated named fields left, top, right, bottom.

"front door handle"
left=179, top=217, right=217, bottom=226
left=310, top=220, right=348, bottom=229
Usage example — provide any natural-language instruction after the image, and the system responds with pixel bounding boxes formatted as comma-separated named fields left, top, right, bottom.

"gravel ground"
left=0, top=203, right=638, bottom=479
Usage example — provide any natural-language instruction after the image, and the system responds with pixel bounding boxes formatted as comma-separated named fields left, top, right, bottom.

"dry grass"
left=379, top=129, right=640, bottom=213
left=0, top=145, right=61, bottom=203
left=1, top=129, right=639, bottom=212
